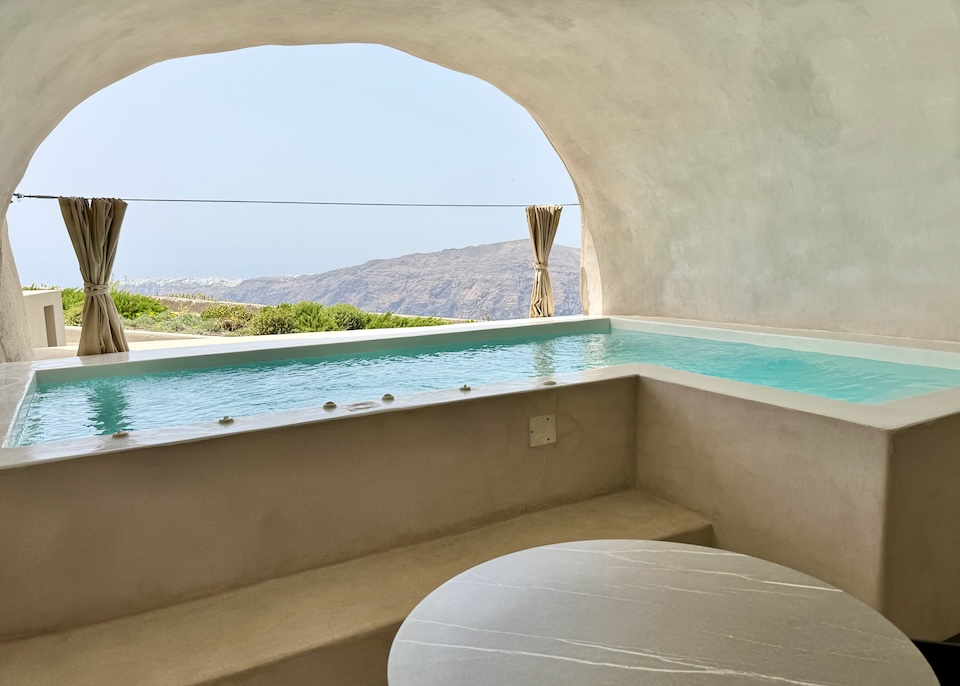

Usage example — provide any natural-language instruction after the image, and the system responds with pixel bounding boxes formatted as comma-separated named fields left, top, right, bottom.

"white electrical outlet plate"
left=529, top=414, right=556, bottom=447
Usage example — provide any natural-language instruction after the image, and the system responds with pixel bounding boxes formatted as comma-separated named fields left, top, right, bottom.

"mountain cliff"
left=125, top=240, right=581, bottom=320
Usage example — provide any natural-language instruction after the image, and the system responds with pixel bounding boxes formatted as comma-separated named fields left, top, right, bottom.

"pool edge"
left=5, top=315, right=960, bottom=467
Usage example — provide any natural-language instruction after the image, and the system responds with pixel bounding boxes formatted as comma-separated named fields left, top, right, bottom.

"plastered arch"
left=3, top=0, right=960, bottom=360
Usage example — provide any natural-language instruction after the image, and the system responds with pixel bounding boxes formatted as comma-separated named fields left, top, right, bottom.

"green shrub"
left=365, top=312, right=447, bottom=329
left=222, top=306, right=255, bottom=333
left=64, top=287, right=166, bottom=325
left=122, top=311, right=220, bottom=334
left=60, top=287, right=167, bottom=326
left=64, top=302, right=84, bottom=326
left=289, top=301, right=339, bottom=332
left=110, top=289, right=167, bottom=319
left=409, top=316, right=448, bottom=327
left=61, top=287, right=84, bottom=311
left=327, top=303, right=370, bottom=331
left=248, top=306, right=298, bottom=335
left=169, top=292, right=210, bottom=300
left=59, top=286, right=451, bottom=335
left=200, top=303, right=254, bottom=329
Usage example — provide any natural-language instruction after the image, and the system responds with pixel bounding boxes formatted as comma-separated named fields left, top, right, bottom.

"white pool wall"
left=36, top=316, right=612, bottom=385
left=634, top=371, right=960, bottom=641
left=2, top=316, right=960, bottom=641
left=0, top=375, right=639, bottom=642
left=611, top=316, right=960, bottom=370
left=0, top=316, right=607, bottom=450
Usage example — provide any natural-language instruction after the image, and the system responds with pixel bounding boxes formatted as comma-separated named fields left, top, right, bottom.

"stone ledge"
left=0, top=489, right=710, bottom=686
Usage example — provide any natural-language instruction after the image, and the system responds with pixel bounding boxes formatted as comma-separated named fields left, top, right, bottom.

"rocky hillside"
left=125, top=240, right=581, bottom=320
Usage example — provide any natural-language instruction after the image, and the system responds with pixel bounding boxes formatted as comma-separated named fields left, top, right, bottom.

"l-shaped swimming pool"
left=9, top=318, right=960, bottom=446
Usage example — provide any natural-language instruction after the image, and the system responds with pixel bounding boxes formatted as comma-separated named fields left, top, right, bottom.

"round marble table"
left=388, top=540, right=937, bottom=685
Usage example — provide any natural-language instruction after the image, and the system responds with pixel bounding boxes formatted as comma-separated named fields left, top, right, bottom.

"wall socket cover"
left=529, top=414, right=556, bottom=447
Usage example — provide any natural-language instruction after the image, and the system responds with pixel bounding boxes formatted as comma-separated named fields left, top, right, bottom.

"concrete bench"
left=0, top=489, right=710, bottom=686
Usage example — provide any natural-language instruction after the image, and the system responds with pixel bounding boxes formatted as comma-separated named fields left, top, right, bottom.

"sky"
left=8, top=44, right=580, bottom=287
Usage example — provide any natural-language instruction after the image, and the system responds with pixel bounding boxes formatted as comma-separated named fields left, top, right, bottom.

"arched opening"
left=9, top=44, right=584, bottom=331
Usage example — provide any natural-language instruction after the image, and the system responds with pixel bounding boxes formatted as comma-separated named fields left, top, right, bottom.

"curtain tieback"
left=534, top=262, right=549, bottom=271
left=83, top=282, right=110, bottom=296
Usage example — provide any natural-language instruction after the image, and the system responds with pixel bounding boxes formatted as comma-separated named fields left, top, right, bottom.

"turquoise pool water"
left=11, top=329, right=960, bottom=446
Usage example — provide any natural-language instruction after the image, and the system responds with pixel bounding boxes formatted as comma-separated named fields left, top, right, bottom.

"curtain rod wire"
left=11, top=193, right=578, bottom=208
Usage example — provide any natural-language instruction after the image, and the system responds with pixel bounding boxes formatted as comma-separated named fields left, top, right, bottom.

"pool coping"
left=3, top=315, right=960, bottom=469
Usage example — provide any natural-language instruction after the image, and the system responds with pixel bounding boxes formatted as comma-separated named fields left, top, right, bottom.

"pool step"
left=0, top=489, right=711, bottom=686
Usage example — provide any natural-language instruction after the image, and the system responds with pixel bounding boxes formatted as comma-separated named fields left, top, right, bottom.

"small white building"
left=22, top=289, right=65, bottom=348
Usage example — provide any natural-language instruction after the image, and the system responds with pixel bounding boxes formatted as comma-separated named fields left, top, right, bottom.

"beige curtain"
left=59, top=197, right=130, bottom=355
left=526, top=204, right=563, bottom=317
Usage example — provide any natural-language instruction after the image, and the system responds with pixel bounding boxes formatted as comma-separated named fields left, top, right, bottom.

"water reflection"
left=86, top=381, right=132, bottom=435
left=532, top=338, right=557, bottom=378
left=582, top=334, right=609, bottom=369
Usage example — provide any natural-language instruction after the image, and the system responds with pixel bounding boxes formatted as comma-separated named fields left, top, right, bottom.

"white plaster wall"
left=883, top=414, right=960, bottom=640
left=635, top=378, right=892, bottom=613
left=0, top=220, right=30, bottom=362
left=635, top=376, right=960, bottom=640
left=0, top=379, right=636, bottom=640
left=22, top=289, right=65, bottom=347
left=2, top=0, right=960, bottom=349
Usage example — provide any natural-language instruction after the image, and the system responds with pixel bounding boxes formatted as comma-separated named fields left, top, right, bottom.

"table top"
left=388, top=540, right=937, bottom=685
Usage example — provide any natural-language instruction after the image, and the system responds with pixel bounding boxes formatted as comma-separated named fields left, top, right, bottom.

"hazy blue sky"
left=8, top=44, right=580, bottom=287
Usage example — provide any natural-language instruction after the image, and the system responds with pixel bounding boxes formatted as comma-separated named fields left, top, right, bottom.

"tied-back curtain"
left=526, top=204, right=563, bottom=318
left=58, top=197, right=129, bottom=355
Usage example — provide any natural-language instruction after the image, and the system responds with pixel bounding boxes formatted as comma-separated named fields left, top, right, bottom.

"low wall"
left=636, top=376, right=960, bottom=640
left=22, top=289, right=65, bottom=348
left=154, top=296, right=264, bottom=315
left=883, top=414, right=960, bottom=640
left=0, top=377, right=636, bottom=641
left=64, top=325, right=208, bottom=343
left=636, top=378, right=888, bottom=607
